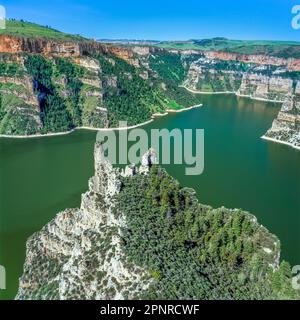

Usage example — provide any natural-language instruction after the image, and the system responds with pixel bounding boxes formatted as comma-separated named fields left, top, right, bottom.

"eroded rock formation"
left=264, top=95, right=300, bottom=148
left=16, top=144, right=154, bottom=300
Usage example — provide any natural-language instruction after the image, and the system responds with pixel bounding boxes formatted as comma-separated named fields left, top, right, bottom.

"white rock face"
left=131, top=46, right=150, bottom=56
left=141, top=148, right=158, bottom=167
left=264, top=95, right=300, bottom=148
left=238, top=74, right=293, bottom=101
left=184, top=58, right=294, bottom=102
left=78, top=57, right=101, bottom=71
left=16, top=144, right=153, bottom=300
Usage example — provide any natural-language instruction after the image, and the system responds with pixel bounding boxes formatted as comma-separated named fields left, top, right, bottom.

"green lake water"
left=0, top=94, right=299, bottom=299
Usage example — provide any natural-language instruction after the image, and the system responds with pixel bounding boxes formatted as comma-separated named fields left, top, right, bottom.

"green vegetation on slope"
left=0, top=19, right=85, bottom=41
left=97, top=54, right=170, bottom=126
left=0, top=62, right=24, bottom=77
left=149, top=52, right=186, bottom=86
left=0, top=57, right=41, bottom=135
left=0, top=91, right=40, bottom=135
left=149, top=51, right=203, bottom=107
left=54, top=57, right=85, bottom=126
left=24, top=55, right=74, bottom=132
left=116, top=166, right=298, bottom=300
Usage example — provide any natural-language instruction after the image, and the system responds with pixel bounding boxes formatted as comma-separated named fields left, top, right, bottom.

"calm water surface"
left=1, top=94, right=299, bottom=299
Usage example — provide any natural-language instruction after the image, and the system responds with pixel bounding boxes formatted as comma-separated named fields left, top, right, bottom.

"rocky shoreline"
left=0, top=104, right=202, bottom=139
left=181, top=85, right=285, bottom=103
left=263, top=95, right=300, bottom=150
left=261, top=135, right=300, bottom=151
left=181, top=88, right=300, bottom=151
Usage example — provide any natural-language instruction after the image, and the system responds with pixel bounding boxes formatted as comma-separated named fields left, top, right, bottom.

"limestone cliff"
left=1, top=34, right=300, bottom=147
left=0, top=53, right=108, bottom=134
left=0, top=34, right=106, bottom=57
left=237, top=74, right=294, bottom=102
left=16, top=144, right=154, bottom=300
left=183, top=56, right=298, bottom=102
left=264, top=95, right=300, bottom=148
left=0, top=55, right=42, bottom=134
left=0, top=38, right=177, bottom=135
left=202, top=51, right=300, bottom=72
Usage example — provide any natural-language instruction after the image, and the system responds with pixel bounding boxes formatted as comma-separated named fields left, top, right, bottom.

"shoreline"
left=261, top=135, right=300, bottom=151
left=180, top=86, right=235, bottom=95
left=181, top=86, right=284, bottom=103
left=166, top=103, right=202, bottom=113
left=236, top=93, right=284, bottom=104
left=0, top=104, right=202, bottom=139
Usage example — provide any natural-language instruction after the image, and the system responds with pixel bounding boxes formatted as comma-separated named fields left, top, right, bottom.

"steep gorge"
left=1, top=33, right=300, bottom=149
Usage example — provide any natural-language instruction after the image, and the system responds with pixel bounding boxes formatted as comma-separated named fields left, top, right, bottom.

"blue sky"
left=2, top=0, right=300, bottom=41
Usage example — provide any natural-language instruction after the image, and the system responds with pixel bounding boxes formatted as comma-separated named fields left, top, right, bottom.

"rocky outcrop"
left=203, top=51, right=300, bottom=71
left=16, top=143, right=298, bottom=300
left=0, top=35, right=23, bottom=53
left=183, top=57, right=299, bottom=102
left=1, top=38, right=300, bottom=139
left=182, top=55, right=300, bottom=149
left=264, top=95, right=300, bottom=149
left=0, top=35, right=80, bottom=56
left=0, top=60, right=42, bottom=135
left=0, top=35, right=107, bottom=57
left=106, top=47, right=140, bottom=67
left=0, top=34, right=152, bottom=64
left=164, top=48, right=300, bottom=71
left=0, top=52, right=111, bottom=134
left=16, top=144, right=154, bottom=300
left=0, top=75, right=38, bottom=105
left=237, top=74, right=294, bottom=102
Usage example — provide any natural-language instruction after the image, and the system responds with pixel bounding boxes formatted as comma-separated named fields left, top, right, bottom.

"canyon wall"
left=0, top=35, right=146, bottom=66
left=1, top=35, right=300, bottom=150
left=181, top=53, right=300, bottom=148
left=203, top=51, right=300, bottom=72
left=183, top=57, right=299, bottom=102
left=264, top=95, right=300, bottom=148
left=0, top=35, right=105, bottom=57
left=237, top=74, right=294, bottom=102
left=16, top=144, right=153, bottom=300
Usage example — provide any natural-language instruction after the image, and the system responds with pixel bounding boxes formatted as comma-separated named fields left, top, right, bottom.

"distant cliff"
left=0, top=35, right=105, bottom=57
left=16, top=145, right=298, bottom=300
left=263, top=95, right=300, bottom=149
left=0, top=36, right=182, bottom=135
left=182, top=55, right=298, bottom=102
left=1, top=30, right=300, bottom=150
left=180, top=53, right=300, bottom=148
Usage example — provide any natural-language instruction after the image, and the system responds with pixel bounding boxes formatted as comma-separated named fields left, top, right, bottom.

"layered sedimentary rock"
left=183, top=56, right=300, bottom=148
left=183, top=57, right=299, bottom=102
left=1, top=35, right=300, bottom=145
left=203, top=51, right=300, bottom=71
left=264, top=95, right=300, bottom=148
left=0, top=53, right=109, bottom=134
left=164, top=49, right=300, bottom=71
left=0, top=35, right=106, bottom=57
left=237, top=74, right=294, bottom=102
left=0, top=35, right=23, bottom=53
left=106, top=47, right=140, bottom=67
left=0, top=56, right=42, bottom=134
